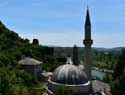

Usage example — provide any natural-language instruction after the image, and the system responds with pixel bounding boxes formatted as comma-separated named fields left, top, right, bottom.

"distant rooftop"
left=19, top=57, right=42, bottom=65
left=92, top=80, right=111, bottom=95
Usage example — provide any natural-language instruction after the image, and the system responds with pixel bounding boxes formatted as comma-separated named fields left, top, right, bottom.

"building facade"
left=19, top=57, right=43, bottom=80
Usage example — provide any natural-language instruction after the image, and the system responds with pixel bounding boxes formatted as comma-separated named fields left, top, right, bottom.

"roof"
left=92, top=80, right=111, bottom=95
left=85, top=8, right=91, bottom=26
left=19, top=57, right=42, bottom=65
left=50, top=64, right=88, bottom=85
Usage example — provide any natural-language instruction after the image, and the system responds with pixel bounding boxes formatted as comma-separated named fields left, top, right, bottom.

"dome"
left=50, top=64, right=88, bottom=85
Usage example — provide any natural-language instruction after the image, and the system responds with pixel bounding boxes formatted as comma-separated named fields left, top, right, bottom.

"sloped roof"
left=19, top=57, right=42, bottom=65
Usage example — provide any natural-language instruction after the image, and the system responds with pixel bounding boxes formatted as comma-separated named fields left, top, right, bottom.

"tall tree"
left=32, top=39, right=39, bottom=45
left=111, top=49, right=125, bottom=95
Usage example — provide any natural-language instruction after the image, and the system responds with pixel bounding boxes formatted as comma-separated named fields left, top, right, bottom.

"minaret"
left=73, top=44, right=78, bottom=65
left=83, top=8, right=93, bottom=81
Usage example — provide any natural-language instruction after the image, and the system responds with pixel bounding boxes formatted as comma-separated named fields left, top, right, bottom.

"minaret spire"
left=83, top=7, right=93, bottom=81
left=85, top=7, right=91, bottom=26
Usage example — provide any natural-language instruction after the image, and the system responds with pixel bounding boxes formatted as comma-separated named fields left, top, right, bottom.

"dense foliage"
left=92, top=50, right=119, bottom=70
left=0, top=67, right=34, bottom=95
left=55, top=86, right=72, bottom=95
left=111, top=50, right=125, bottom=95
left=0, top=21, right=53, bottom=95
left=0, top=22, right=54, bottom=62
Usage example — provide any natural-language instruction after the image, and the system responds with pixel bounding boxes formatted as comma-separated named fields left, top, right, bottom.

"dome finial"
left=66, top=57, right=73, bottom=64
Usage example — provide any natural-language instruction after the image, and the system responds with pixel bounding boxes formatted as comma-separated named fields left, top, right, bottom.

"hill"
left=0, top=21, right=54, bottom=95
left=0, top=21, right=54, bottom=64
left=54, top=46, right=123, bottom=58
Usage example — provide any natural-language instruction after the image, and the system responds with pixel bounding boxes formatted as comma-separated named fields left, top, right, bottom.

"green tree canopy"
left=111, top=49, right=125, bottom=95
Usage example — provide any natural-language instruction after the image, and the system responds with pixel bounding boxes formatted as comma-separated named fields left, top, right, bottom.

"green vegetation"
left=0, top=67, right=35, bottom=95
left=0, top=21, right=124, bottom=95
left=55, top=86, right=72, bottom=95
left=0, top=21, right=53, bottom=95
left=92, top=50, right=119, bottom=70
left=54, top=47, right=119, bottom=70
left=111, top=49, right=125, bottom=95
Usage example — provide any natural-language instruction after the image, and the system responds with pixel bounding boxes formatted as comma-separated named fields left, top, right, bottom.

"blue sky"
left=0, top=0, right=125, bottom=48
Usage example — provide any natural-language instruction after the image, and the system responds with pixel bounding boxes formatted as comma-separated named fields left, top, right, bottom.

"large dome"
left=50, top=64, right=88, bottom=85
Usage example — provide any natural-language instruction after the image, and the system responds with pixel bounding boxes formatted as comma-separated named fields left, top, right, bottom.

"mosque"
left=47, top=8, right=94, bottom=95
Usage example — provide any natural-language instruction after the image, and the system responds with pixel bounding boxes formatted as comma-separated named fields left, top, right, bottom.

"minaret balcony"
left=83, top=39, right=93, bottom=46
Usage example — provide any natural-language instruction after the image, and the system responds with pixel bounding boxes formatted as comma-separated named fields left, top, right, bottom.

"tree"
left=55, top=86, right=72, bottom=95
left=113, top=50, right=125, bottom=78
left=32, top=39, right=39, bottom=45
left=0, top=67, right=28, bottom=95
left=25, top=38, right=30, bottom=44
left=111, top=49, right=125, bottom=95
left=30, top=88, right=45, bottom=95
left=0, top=67, right=36, bottom=95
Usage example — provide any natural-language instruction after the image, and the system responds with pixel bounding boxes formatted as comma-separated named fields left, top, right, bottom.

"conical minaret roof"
left=85, top=7, right=91, bottom=26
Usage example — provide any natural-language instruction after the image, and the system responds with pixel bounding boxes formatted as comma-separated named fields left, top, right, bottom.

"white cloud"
left=20, top=31, right=83, bottom=47
left=19, top=31, right=125, bottom=48
left=93, top=32, right=125, bottom=48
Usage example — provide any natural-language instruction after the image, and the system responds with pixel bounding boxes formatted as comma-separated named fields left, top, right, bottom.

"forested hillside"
left=0, top=21, right=53, bottom=95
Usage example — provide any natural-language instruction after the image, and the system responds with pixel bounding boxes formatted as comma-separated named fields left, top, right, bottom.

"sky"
left=0, top=0, right=125, bottom=48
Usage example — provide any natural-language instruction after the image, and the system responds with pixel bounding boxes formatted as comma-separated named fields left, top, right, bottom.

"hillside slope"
left=0, top=21, right=53, bottom=66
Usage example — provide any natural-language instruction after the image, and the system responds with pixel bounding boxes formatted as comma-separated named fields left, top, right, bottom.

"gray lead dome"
left=50, top=64, right=88, bottom=85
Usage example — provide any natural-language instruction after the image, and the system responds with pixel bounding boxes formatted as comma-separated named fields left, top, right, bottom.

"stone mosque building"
left=47, top=8, right=94, bottom=95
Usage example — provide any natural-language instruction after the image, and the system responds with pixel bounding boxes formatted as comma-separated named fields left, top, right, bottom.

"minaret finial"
left=87, top=5, right=89, bottom=9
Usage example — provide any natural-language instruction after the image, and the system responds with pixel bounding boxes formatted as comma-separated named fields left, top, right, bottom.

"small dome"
left=50, top=64, right=88, bottom=85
